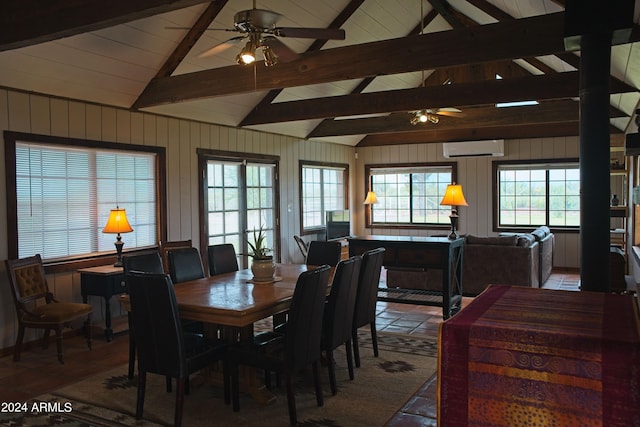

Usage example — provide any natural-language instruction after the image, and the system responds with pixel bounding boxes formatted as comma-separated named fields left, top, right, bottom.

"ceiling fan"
left=170, top=1, right=345, bottom=66
left=410, top=108, right=463, bottom=125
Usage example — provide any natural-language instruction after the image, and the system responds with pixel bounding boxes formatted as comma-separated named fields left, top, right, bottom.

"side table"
left=79, top=265, right=126, bottom=341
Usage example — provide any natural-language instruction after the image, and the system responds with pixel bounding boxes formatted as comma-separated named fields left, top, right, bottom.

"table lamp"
left=102, top=206, right=133, bottom=267
left=363, top=191, right=378, bottom=205
left=440, top=183, right=468, bottom=240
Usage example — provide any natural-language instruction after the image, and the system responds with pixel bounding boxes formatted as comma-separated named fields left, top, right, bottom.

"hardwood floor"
left=0, top=272, right=580, bottom=404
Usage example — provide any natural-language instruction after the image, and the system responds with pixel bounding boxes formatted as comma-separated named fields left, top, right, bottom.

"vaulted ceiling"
left=1, top=0, right=639, bottom=147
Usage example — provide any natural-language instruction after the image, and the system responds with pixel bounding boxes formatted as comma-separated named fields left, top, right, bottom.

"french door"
left=200, top=151, right=279, bottom=268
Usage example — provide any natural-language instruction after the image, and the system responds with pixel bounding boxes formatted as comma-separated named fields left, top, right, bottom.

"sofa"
left=385, top=227, right=554, bottom=296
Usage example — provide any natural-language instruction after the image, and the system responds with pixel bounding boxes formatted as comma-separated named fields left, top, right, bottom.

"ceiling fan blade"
left=198, top=36, right=246, bottom=58
left=261, top=37, right=299, bottom=62
left=438, top=107, right=462, bottom=113
left=165, top=26, right=237, bottom=32
left=435, top=110, right=465, bottom=118
left=273, top=27, right=345, bottom=40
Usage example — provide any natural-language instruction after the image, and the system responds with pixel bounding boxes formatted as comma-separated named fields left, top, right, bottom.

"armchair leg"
left=13, top=325, right=25, bottom=362
left=54, top=328, right=64, bottom=364
left=42, top=328, right=51, bottom=349
left=85, top=314, right=92, bottom=351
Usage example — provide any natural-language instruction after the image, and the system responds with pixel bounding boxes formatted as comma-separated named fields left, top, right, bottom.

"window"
left=366, top=163, right=455, bottom=227
left=300, top=161, right=348, bottom=233
left=5, top=132, right=164, bottom=262
left=494, top=160, right=580, bottom=229
left=200, top=150, right=279, bottom=267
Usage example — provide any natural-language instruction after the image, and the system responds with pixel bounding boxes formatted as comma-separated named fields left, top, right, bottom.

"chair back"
left=168, top=247, right=205, bottom=284
left=324, top=256, right=361, bottom=349
left=122, top=251, right=164, bottom=275
left=159, top=240, right=193, bottom=273
left=306, top=240, right=342, bottom=267
left=353, top=247, right=385, bottom=329
left=5, top=254, right=50, bottom=308
left=207, top=243, right=239, bottom=276
left=285, top=265, right=331, bottom=370
left=126, top=272, right=186, bottom=378
left=294, top=235, right=309, bottom=259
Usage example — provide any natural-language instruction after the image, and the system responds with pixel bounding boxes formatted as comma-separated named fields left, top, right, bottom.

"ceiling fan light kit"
left=236, top=34, right=259, bottom=64
left=411, top=110, right=440, bottom=125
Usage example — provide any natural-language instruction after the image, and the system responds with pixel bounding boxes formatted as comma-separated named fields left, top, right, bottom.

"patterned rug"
left=1, top=331, right=438, bottom=427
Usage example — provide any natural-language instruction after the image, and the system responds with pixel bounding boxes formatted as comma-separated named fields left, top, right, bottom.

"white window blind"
left=16, top=142, right=157, bottom=260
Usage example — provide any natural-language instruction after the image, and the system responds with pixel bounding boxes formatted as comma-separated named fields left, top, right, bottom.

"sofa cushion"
left=531, top=226, right=551, bottom=241
left=499, top=232, right=536, bottom=247
left=516, top=234, right=536, bottom=247
left=466, top=235, right=518, bottom=246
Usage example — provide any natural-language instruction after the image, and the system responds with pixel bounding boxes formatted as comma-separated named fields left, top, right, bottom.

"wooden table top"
left=120, top=263, right=313, bottom=328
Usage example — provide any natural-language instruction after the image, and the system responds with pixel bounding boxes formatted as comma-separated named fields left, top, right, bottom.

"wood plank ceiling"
left=0, top=0, right=638, bottom=147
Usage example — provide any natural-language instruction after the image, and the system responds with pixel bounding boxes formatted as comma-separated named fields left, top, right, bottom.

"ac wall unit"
left=443, top=140, right=505, bottom=158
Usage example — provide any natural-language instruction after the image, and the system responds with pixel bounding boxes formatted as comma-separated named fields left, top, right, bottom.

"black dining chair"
left=168, top=247, right=206, bottom=284
left=322, top=255, right=361, bottom=395
left=207, top=243, right=239, bottom=276
left=159, top=240, right=193, bottom=274
left=122, top=251, right=165, bottom=379
left=229, top=265, right=331, bottom=426
left=352, top=247, right=385, bottom=368
left=126, top=271, right=229, bottom=427
left=306, top=240, right=342, bottom=266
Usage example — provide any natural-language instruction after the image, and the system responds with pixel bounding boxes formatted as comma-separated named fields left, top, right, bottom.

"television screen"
left=326, top=210, right=350, bottom=241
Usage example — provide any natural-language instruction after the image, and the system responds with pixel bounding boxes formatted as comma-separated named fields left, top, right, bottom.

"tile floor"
left=0, top=271, right=581, bottom=411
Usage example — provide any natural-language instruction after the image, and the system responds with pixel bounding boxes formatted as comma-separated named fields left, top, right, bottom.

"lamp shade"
left=440, top=184, right=468, bottom=207
left=102, top=207, right=133, bottom=234
left=363, top=191, right=378, bottom=205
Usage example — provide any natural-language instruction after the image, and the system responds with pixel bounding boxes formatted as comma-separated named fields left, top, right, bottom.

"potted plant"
left=246, top=226, right=275, bottom=282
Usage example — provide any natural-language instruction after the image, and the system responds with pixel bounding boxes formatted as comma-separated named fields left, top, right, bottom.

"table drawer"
left=396, top=248, right=442, bottom=267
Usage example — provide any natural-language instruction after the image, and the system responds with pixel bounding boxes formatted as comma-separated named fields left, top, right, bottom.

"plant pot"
left=251, top=257, right=275, bottom=282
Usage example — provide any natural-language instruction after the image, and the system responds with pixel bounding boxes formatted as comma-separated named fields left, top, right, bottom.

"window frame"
left=364, top=162, right=457, bottom=230
left=492, top=158, right=580, bottom=233
left=299, top=160, right=349, bottom=236
left=4, top=131, right=167, bottom=271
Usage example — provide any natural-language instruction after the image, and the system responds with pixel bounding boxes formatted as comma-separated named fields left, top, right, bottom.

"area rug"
left=2, top=332, right=437, bottom=427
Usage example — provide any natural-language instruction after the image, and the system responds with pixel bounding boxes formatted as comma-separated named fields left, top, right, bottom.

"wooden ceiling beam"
left=355, top=122, right=623, bottom=147
left=309, top=100, right=625, bottom=138
left=133, top=12, right=567, bottom=109
left=242, top=72, right=634, bottom=125
left=153, top=1, right=228, bottom=79
left=356, top=123, right=580, bottom=146
left=0, top=0, right=211, bottom=52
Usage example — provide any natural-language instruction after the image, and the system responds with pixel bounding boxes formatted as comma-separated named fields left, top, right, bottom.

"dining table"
left=119, top=263, right=320, bottom=403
